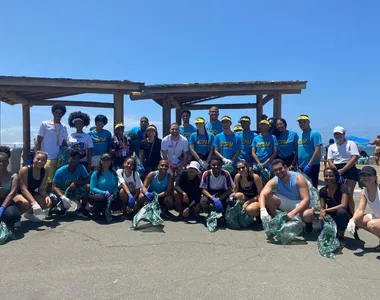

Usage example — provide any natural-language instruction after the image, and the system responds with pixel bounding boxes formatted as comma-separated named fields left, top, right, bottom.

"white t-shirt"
left=116, top=169, right=142, bottom=194
left=68, top=132, right=94, bottom=162
left=161, top=134, right=189, bottom=164
left=37, top=120, right=68, bottom=159
left=327, top=140, right=359, bottom=164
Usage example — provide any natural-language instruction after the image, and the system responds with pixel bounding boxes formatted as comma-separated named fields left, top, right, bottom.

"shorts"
left=365, top=213, right=380, bottom=220
left=91, top=155, right=101, bottom=167
left=277, top=194, right=312, bottom=212
left=277, top=154, right=294, bottom=167
left=45, top=159, right=58, bottom=183
left=335, top=163, right=358, bottom=181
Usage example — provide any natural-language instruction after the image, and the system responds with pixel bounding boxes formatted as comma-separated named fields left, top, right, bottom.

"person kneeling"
left=200, top=156, right=235, bottom=214
left=138, top=160, right=174, bottom=214
left=51, top=150, right=90, bottom=218
left=259, top=159, right=314, bottom=233
left=174, top=161, right=202, bottom=218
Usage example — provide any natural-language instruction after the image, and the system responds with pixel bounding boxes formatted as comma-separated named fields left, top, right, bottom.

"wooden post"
left=256, top=95, right=263, bottom=129
left=175, top=108, right=182, bottom=125
left=162, top=97, right=171, bottom=137
left=113, top=93, right=124, bottom=126
left=273, top=92, right=282, bottom=118
left=22, top=103, right=31, bottom=162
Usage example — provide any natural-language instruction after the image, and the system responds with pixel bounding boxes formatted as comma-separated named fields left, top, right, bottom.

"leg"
left=13, top=194, right=31, bottom=214
left=234, top=192, right=246, bottom=202
left=34, top=193, right=53, bottom=209
left=366, top=218, right=380, bottom=239
left=335, top=208, right=350, bottom=237
left=88, top=194, right=107, bottom=213
left=119, top=189, right=128, bottom=215
left=136, top=193, right=147, bottom=211
left=265, top=193, right=281, bottom=216
left=245, top=201, right=260, bottom=217
left=299, top=208, right=314, bottom=223
left=1, top=205, right=21, bottom=227
left=200, top=195, right=210, bottom=213
left=164, top=195, right=174, bottom=210
left=173, top=191, right=184, bottom=215
left=44, top=159, right=58, bottom=193
left=310, top=164, right=320, bottom=188
left=345, top=179, right=356, bottom=214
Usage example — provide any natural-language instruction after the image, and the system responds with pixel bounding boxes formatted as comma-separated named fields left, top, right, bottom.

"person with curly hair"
left=89, top=114, right=112, bottom=169
left=67, top=111, right=94, bottom=171
left=35, top=104, right=68, bottom=187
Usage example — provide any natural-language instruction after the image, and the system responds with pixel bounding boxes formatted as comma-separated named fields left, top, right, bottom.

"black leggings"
left=328, top=208, right=350, bottom=232
left=88, top=194, right=121, bottom=212
left=1, top=205, right=21, bottom=226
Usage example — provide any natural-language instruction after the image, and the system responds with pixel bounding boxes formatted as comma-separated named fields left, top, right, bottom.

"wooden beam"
left=162, top=97, right=171, bottom=137
left=29, top=100, right=114, bottom=108
left=0, top=91, right=29, bottom=105
left=22, top=104, right=31, bottom=162
left=273, top=92, right=282, bottom=118
left=261, top=94, right=274, bottom=107
left=175, top=108, right=182, bottom=125
left=182, top=103, right=257, bottom=110
left=169, top=97, right=181, bottom=109
left=113, top=93, right=124, bottom=126
left=256, top=95, right=263, bottom=129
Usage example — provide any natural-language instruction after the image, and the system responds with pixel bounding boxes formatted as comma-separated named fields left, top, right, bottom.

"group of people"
left=0, top=104, right=379, bottom=251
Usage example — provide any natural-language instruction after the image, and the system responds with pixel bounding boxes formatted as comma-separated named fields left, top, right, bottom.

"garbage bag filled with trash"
left=225, top=200, right=254, bottom=229
left=105, top=193, right=117, bottom=223
left=129, top=193, right=163, bottom=230
left=297, top=171, right=320, bottom=211
left=317, top=214, right=340, bottom=259
left=206, top=211, right=223, bottom=232
left=0, top=221, right=15, bottom=245
left=252, top=165, right=272, bottom=186
left=57, top=146, right=70, bottom=168
left=263, top=210, right=304, bottom=245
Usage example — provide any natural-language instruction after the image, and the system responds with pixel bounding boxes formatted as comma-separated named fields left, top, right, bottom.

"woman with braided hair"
left=67, top=111, right=94, bottom=171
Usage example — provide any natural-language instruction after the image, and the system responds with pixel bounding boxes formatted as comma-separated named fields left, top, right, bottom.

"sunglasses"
left=238, top=166, right=246, bottom=171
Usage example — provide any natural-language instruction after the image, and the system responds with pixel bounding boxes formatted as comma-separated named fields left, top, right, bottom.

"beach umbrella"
left=346, top=135, right=370, bottom=145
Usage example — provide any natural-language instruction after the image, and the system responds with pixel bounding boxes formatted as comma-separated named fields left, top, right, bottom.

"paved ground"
left=1, top=203, right=379, bottom=300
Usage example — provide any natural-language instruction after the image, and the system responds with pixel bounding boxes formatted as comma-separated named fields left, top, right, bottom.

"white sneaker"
left=24, top=212, right=42, bottom=223
left=14, top=220, right=22, bottom=228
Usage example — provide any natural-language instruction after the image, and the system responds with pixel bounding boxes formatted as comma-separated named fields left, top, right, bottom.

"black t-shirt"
left=140, top=138, right=162, bottom=169
left=176, top=170, right=201, bottom=201
left=319, top=184, right=349, bottom=209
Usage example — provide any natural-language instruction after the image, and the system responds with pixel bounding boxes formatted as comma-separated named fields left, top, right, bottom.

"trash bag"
left=225, top=200, right=254, bottom=229
left=57, top=146, right=70, bottom=168
left=222, top=164, right=235, bottom=174
left=129, top=193, right=163, bottom=230
left=317, top=214, right=340, bottom=259
left=206, top=211, right=223, bottom=232
left=105, top=193, right=117, bottom=223
left=64, top=185, right=86, bottom=201
left=263, top=210, right=304, bottom=245
left=252, top=165, right=271, bottom=186
left=239, top=208, right=254, bottom=228
left=0, top=221, right=15, bottom=245
left=297, top=171, right=320, bottom=211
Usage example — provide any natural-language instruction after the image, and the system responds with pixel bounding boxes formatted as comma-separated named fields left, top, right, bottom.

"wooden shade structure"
left=130, top=81, right=307, bottom=136
left=0, top=76, right=143, bottom=160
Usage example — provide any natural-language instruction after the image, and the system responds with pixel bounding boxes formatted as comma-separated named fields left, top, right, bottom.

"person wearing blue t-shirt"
left=89, top=114, right=112, bottom=168
left=251, top=120, right=278, bottom=170
left=297, top=114, right=322, bottom=188
left=213, top=116, right=241, bottom=167
left=205, top=106, right=223, bottom=135
left=51, top=150, right=90, bottom=217
left=235, top=116, right=256, bottom=165
left=129, top=116, right=149, bottom=153
left=189, top=117, right=215, bottom=170
left=179, top=110, right=196, bottom=141
left=273, top=118, right=298, bottom=169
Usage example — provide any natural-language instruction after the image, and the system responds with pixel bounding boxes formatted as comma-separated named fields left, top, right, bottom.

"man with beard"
left=205, top=106, right=223, bottom=135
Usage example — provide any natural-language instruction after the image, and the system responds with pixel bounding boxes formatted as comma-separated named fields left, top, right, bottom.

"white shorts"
left=91, top=155, right=101, bottom=167
left=277, top=194, right=301, bottom=212
left=365, top=213, right=380, bottom=221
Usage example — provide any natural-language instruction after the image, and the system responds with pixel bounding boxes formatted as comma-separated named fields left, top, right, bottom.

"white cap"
left=187, top=161, right=201, bottom=173
left=333, top=126, right=346, bottom=134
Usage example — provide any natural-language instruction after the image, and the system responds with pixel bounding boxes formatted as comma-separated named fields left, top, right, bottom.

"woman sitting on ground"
left=89, top=153, right=119, bottom=218
left=0, top=146, right=21, bottom=229
left=319, top=168, right=353, bottom=247
left=347, top=166, right=380, bottom=251
left=17, top=151, right=53, bottom=223
left=232, top=160, right=263, bottom=217
left=117, top=157, right=142, bottom=215
left=139, top=160, right=174, bottom=213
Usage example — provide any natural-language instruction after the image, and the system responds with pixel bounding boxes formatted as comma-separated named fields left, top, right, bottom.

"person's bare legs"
left=299, top=208, right=314, bottom=223
left=13, top=195, right=31, bottom=214
left=264, top=194, right=281, bottom=216
left=173, top=191, right=184, bottom=215
left=356, top=215, right=380, bottom=249
left=345, top=178, right=356, bottom=214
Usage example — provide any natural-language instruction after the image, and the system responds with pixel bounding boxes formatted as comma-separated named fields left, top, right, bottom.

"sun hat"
left=187, top=161, right=201, bottom=172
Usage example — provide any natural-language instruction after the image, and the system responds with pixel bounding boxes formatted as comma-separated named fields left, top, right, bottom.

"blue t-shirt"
left=180, top=125, right=196, bottom=141
left=205, top=120, right=223, bottom=136
left=189, top=131, right=215, bottom=154
left=129, top=126, right=145, bottom=140
left=90, top=171, right=119, bottom=194
left=213, top=132, right=242, bottom=161
left=277, top=130, right=299, bottom=158
left=252, top=134, right=278, bottom=163
left=297, top=129, right=322, bottom=168
left=236, top=130, right=256, bottom=163
left=89, top=129, right=112, bottom=156
left=53, top=164, right=89, bottom=191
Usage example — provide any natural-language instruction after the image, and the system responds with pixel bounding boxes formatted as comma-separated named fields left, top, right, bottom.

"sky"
left=1, top=0, right=379, bottom=146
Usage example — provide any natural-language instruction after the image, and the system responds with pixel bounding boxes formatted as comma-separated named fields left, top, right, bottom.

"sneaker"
left=76, top=208, right=90, bottom=218
left=304, top=222, right=313, bottom=234
left=338, top=236, right=346, bottom=248
left=24, top=212, right=42, bottom=223
left=14, top=220, right=22, bottom=228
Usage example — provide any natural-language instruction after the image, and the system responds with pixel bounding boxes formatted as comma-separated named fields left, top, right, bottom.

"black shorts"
left=192, top=152, right=209, bottom=161
left=277, top=154, right=294, bottom=167
left=335, top=163, right=359, bottom=181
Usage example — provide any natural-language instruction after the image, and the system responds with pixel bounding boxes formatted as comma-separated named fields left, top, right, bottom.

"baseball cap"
left=187, top=161, right=201, bottom=173
left=194, top=117, right=205, bottom=124
left=115, top=123, right=124, bottom=130
left=239, top=116, right=251, bottom=123
left=221, top=116, right=232, bottom=122
left=101, top=153, right=111, bottom=160
left=359, top=166, right=377, bottom=177
left=297, top=115, right=310, bottom=121
left=259, top=120, right=270, bottom=125
left=333, top=126, right=346, bottom=134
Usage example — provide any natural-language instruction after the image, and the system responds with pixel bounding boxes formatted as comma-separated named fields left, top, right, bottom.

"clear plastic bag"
left=57, top=146, right=70, bottom=168
left=105, top=193, right=117, bottom=223
left=252, top=165, right=271, bottom=186
left=206, top=211, right=223, bottom=232
left=0, top=221, right=15, bottom=245
left=129, top=193, right=163, bottom=230
left=317, top=214, right=340, bottom=259
left=225, top=200, right=254, bottom=229
left=297, top=171, right=320, bottom=211
left=263, top=210, right=304, bottom=245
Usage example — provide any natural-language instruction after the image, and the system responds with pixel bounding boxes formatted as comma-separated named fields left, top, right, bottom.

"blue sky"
left=1, top=0, right=379, bottom=145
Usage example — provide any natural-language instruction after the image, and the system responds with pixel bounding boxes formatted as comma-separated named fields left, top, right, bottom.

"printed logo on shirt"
left=278, top=139, right=289, bottom=145
left=93, top=137, right=107, bottom=143
left=65, top=178, right=79, bottom=186
left=182, top=132, right=192, bottom=137
left=220, top=141, right=234, bottom=148
left=298, top=139, right=308, bottom=145
left=256, top=142, right=271, bottom=148
left=207, top=129, right=219, bottom=135
left=197, top=139, right=210, bottom=145
left=242, top=139, right=252, bottom=145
